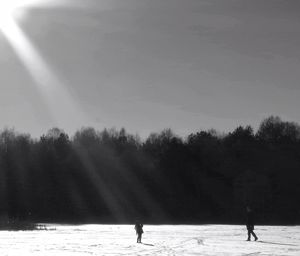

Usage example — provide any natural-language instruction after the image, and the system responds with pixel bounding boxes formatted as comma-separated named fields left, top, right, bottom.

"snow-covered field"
left=0, top=224, right=299, bottom=255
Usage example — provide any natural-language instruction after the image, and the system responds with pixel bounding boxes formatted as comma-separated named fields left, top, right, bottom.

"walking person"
left=246, top=206, right=258, bottom=241
left=134, top=221, right=143, bottom=243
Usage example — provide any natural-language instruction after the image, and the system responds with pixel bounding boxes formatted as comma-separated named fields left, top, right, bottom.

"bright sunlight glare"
left=0, top=2, right=16, bottom=26
left=0, top=0, right=41, bottom=27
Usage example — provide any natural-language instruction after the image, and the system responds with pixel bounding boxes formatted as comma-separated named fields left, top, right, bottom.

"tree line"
left=0, top=116, right=299, bottom=224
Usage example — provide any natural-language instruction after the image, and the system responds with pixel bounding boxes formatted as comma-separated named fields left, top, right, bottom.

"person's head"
left=246, top=206, right=251, bottom=212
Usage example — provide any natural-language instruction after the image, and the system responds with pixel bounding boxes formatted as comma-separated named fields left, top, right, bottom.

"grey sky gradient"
left=1, top=0, right=300, bottom=138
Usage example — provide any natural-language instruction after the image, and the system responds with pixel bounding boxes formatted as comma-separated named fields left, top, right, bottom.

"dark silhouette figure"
left=246, top=206, right=258, bottom=241
left=134, top=221, right=144, bottom=243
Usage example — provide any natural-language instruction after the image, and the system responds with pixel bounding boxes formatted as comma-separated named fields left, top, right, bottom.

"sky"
left=0, top=0, right=300, bottom=138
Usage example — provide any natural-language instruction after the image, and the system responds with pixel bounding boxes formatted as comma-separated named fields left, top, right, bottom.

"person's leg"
left=247, top=230, right=251, bottom=241
left=251, top=230, right=258, bottom=241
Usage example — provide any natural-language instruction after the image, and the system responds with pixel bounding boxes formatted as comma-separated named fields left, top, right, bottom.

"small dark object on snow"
left=135, top=221, right=144, bottom=243
left=246, top=206, right=258, bottom=241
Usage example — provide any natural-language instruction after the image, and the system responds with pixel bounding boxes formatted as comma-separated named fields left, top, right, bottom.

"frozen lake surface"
left=0, top=224, right=299, bottom=255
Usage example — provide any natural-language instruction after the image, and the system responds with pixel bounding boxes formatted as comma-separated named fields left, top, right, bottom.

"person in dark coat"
left=134, top=221, right=144, bottom=243
left=246, top=206, right=258, bottom=241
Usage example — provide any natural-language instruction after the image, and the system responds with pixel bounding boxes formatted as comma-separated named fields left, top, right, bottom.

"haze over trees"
left=0, top=116, right=299, bottom=224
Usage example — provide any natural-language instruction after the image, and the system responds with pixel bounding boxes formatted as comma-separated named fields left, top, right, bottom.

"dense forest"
left=0, top=116, right=299, bottom=225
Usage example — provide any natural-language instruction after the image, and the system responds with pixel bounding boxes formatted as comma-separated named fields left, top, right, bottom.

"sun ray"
left=0, top=9, right=89, bottom=130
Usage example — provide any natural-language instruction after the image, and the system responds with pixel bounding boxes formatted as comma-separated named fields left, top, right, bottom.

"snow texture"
left=0, top=225, right=299, bottom=255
